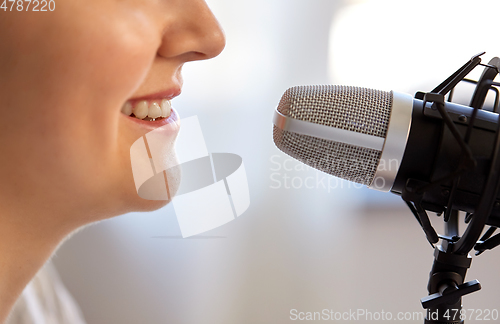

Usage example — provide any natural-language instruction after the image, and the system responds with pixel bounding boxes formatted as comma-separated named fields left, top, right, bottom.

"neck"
left=0, top=201, right=83, bottom=323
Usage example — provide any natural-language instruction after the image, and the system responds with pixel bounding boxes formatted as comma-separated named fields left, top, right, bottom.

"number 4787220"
left=1, top=0, right=55, bottom=12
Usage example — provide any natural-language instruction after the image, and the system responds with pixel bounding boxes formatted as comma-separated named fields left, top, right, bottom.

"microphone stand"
left=402, top=53, right=500, bottom=324
left=421, top=211, right=480, bottom=324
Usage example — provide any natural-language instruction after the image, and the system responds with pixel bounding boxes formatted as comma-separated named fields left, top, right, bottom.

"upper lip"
left=127, top=88, right=181, bottom=102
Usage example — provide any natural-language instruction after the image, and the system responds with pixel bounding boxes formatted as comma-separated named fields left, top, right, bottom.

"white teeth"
left=148, top=102, right=161, bottom=119
left=123, top=99, right=173, bottom=120
left=121, top=102, right=133, bottom=116
left=134, top=101, right=149, bottom=119
left=161, top=99, right=172, bottom=118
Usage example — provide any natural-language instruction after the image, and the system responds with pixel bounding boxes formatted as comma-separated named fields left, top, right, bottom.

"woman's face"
left=0, top=0, right=225, bottom=220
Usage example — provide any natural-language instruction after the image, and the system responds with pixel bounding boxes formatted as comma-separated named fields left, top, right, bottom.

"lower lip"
left=121, top=108, right=180, bottom=131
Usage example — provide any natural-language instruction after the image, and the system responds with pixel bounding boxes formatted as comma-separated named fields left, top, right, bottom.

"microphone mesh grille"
left=273, top=85, right=393, bottom=185
left=278, top=85, right=392, bottom=137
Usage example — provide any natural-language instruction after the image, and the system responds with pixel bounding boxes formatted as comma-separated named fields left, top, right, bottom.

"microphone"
left=272, top=84, right=500, bottom=225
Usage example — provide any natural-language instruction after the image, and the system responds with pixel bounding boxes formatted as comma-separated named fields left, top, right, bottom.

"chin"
left=120, top=164, right=182, bottom=214
left=134, top=199, right=170, bottom=212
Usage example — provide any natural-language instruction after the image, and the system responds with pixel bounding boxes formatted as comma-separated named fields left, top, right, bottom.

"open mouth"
left=121, top=99, right=172, bottom=121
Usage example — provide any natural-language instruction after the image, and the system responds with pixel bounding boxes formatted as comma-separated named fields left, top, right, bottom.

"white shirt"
left=6, top=261, right=87, bottom=324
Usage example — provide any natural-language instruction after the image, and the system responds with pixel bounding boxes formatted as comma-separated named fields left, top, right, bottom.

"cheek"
left=44, top=9, right=159, bottom=149
left=64, top=10, right=159, bottom=112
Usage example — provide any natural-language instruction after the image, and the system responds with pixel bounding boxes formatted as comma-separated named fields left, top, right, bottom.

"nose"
left=157, top=0, right=226, bottom=62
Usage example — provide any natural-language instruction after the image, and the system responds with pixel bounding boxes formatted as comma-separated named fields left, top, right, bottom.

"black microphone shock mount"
left=402, top=52, right=500, bottom=324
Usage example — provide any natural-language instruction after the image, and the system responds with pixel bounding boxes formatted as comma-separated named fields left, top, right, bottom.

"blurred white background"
left=53, top=0, right=500, bottom=323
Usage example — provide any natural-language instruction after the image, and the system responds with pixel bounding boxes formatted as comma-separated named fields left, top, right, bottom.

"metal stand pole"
left=421, top=211, right=481, bottom=324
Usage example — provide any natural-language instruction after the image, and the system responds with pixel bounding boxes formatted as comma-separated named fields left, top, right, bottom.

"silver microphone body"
left=273, top=85, right=413, bottom=192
